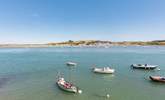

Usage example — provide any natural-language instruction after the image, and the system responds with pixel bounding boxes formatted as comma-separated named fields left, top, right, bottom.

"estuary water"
left=0, top=46, right=165, bottom=100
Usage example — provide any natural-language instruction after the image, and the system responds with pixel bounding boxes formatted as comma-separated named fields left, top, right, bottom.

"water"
left=0, top=46, right=165, bottom=100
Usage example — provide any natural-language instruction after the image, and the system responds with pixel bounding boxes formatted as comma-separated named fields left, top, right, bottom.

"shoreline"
left=0, top=40, right=165, bottom=48
left=0, top=44, right=165, bottom=48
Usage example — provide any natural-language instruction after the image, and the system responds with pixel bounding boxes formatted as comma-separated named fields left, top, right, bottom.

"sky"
left=0, top=0, right=165, bottom=43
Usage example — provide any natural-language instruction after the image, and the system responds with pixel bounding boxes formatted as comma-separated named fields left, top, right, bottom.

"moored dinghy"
left=149, top=76, right=165, bottom=83
left=131, top=64, right=158, bottom=70
left=66, top=62, right=77, bottom=66
left=93, top=67, right=115, bottom=74
left=56, top=77, right=82, bottom=93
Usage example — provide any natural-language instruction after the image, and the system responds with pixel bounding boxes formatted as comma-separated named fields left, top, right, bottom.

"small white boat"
left=93, top=67, right=115, bottom=74
left=66, top=62, right=77, bottom=66
left=56, top=77, right=82, bottom=93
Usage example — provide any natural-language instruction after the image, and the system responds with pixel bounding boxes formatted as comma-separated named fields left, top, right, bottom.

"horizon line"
left=0, top=39, right=163, bottom=45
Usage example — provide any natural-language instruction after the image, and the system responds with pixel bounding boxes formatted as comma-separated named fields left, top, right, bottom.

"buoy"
left=106, top=94, right=110, bottom=98
left=78, top=90, right=82, bottom=94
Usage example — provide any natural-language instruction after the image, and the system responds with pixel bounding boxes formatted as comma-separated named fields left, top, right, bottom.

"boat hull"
left=149, top=76, right=165, bottom=83
left=66, top=62, right=77, bottom=66
left=56, top=82, right=78, bottom=93
left=131, top=64, right=157, bottom=70
left=93, top=68, right=115, bottom=74
left=93, top=71, right=114, bottom=74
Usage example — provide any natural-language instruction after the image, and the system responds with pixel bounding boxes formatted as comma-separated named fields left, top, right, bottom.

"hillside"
left=47, top=40, right=165, bottom=46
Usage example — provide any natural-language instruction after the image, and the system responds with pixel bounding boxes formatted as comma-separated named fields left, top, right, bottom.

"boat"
left=93, top=67, right=115, bottom=74
left=56, top=77, right=82, bottom=93
left=66, top=62, right=77, bottom=66
left=149, top=76, right=165, bottom=83
left=131, top=64, right=157, bottom=70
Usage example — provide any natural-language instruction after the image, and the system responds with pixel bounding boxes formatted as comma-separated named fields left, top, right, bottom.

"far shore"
left=0, top=40, right=165, bottom=48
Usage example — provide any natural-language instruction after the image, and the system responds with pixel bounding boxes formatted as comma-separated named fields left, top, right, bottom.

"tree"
left=68, top=40, right=74, bottom=43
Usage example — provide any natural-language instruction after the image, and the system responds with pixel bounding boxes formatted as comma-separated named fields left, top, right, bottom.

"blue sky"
left=0, top=0, right=165, bottom=43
